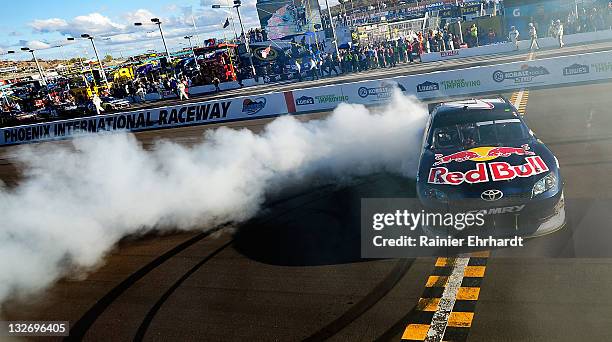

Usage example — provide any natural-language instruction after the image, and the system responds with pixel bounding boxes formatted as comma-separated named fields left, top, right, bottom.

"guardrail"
left=2, top=49, right=612, bottom=146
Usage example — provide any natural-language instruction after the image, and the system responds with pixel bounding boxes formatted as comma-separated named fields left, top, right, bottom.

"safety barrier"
left=2, top=49, right=612, bottom=146
left=421, top=29, right=612, bottom=63
left=421, top=43, right=515, bottom=63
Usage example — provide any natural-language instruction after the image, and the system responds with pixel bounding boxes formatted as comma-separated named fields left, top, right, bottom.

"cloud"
left=70, top=13, right=126, bottom=36
left=18, top=5, right=267, bottom=59
left=123, top=9, right=157, bottom=26
left=30, top=18, right=69, bottom=33
left=29, top=13, right=125, bottom=37
left=19, top=40, right=52, bottom=50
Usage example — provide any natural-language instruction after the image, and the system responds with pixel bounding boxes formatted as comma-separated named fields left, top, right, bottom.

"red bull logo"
left=433, top=144, right=534, bottom=166
left=428, top=155, right=549, bottom=185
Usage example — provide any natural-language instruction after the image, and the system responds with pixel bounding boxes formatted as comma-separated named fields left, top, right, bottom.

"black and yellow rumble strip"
left=401, top=251, right=490, bottom=342
left=509, top=90, right=529, bottom=115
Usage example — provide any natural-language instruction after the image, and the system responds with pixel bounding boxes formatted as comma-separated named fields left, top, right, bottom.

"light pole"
left=184, top=35, right=200, bottom=70
left=324, top=0, right=341, bottom=60
left=80, top=34, right=109, bottom=87
left=66, top=37, right=92, bottom=88
left=3, top=50, right=16, bottom=106
left=212, top=0, right=256, bottom=76
left=134, top=18, right=172, bottom=63
left=20, top=47, right=47, bottom=86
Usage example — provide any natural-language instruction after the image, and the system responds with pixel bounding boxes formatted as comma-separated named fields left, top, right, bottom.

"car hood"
left=418, top=140, right=558, bottom=199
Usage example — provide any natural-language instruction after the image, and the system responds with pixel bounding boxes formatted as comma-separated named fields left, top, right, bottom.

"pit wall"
left=2, top=49, right=612, bottom=146
left=421, top=29, right=612, bottom=63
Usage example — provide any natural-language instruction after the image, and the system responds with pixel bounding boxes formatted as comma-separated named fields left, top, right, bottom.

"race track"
left=1, top=46, right=612, bottom=341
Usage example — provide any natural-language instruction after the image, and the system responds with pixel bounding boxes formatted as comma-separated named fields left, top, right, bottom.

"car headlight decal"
left=532, top=172, right=557, bottom=198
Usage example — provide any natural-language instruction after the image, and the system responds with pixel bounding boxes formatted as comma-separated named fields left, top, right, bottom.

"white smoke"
left=0, top=92, right=427, bottom=306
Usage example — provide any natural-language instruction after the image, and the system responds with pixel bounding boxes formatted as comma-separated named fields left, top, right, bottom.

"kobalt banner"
left=346, top=49, right=612, bottom=102
left=0, top=94, right=288, bottom=145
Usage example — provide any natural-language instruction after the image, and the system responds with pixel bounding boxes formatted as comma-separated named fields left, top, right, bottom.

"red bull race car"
left=416, top=97, right=566, bottom=238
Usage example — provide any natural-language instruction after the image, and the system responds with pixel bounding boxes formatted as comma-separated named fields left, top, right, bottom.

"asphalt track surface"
left=2, top=45, right=612, bottom=341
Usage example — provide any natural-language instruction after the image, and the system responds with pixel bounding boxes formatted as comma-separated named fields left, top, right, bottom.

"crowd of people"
left=246, top=28, right=269, bottom=43
left=107, top=76, right=192, bottom=105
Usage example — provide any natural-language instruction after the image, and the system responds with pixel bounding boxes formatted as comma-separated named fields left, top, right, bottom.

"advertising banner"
left=289, top=84, right=352, bottom=113
left=0, top=93, right=289, bottom=145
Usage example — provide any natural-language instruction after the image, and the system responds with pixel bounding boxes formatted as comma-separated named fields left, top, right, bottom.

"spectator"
left=136, top=85, right=146, bottom=103
left=509, top=26, right=520, bottom=50
left=294, top=59, right=302, bottom=81
left=443, top=29, right=453, bottom=51
left=487, top=28, right=497, bottom=45
left=178, top=81, right=188, bottom=100
left=92, top=94, right=104, bottom=115
left=326, top=54, right=339, bottom=76
left=212, top=76, right=221, bottom=92
left=529, top=22, right=540, bottom=50
left=470, top=24, right=479, bottom=47
left=308, top=57, right=318, bottom=80
left=547, top=20, right=557, bottom=37
left=555, top=19, right=565, bottom=48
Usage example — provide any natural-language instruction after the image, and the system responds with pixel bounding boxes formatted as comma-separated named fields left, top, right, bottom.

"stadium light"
left=324, top=0, right=340, bottom=61
left=133, top=18, right=172, bottom=64
left=79, top=33, right=109, bottom=87
left=20, top=47, right=47, bottom=86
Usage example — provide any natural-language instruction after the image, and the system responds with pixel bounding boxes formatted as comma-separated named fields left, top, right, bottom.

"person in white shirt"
left=92, top=94, right=104, bottom=115
left=529, top=23, right=540, bottom=50
left=135, top=85, right=146, bottom=103
left=294, top=59, right=302, bottom=81
left=177, top=81, right=189, bottom=100
left=309, top=57, right=318, bottom=80
left=509, top=26, right=520, bottom=50
left=555, top=19, right=564, bottom=48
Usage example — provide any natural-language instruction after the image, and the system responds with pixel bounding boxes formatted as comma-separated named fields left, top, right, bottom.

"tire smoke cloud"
left=0, top=92, right=427, bottom=305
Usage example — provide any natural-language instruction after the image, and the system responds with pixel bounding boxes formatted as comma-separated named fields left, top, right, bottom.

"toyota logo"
left=481, top=189, right=503, bottom=201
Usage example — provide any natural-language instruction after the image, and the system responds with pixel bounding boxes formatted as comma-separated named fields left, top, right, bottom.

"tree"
left=103, top=54, right=113, bottom=63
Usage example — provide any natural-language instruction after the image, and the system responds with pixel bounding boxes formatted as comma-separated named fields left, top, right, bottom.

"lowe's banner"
left=0, top=93, right=289, bottom=145
left=338, top=49, right=612, bottom=103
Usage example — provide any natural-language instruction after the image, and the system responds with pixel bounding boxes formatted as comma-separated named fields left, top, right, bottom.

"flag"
left=223, top=18, right=230, bottom=28
left=261, top=45, right=271, bottom=59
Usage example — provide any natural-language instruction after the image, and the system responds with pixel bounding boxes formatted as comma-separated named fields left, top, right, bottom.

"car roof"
left=431, top=97, right=520, bottom=126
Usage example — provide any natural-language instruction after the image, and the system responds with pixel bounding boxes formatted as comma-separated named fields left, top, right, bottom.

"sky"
left=0, top=0, right=338, bottom=61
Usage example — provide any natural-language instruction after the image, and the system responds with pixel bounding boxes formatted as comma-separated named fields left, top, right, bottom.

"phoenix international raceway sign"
left=3, top=50, right=612, bottom=145
left=0, top=93, right=289, bottom=145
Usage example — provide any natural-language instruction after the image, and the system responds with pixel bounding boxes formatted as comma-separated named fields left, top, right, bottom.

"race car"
left=416, top=97, right=565, bottom=238
left=100, top=96, right=131, bottom=111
